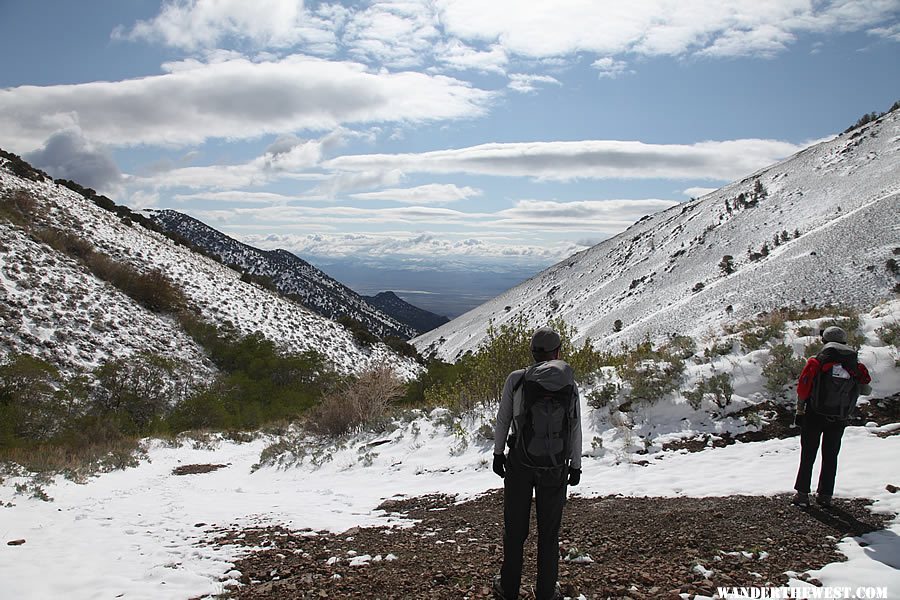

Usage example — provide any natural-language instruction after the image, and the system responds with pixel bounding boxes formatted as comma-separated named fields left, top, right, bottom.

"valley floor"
left=218, top=491, right=891, bottom=600
left=1, top=412, right=898, bottom=599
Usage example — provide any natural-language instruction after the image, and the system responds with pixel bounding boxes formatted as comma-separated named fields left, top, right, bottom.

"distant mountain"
left=414, top=108, right=900, bottom=360
left=147, top=210, right=417, bottom=340
left=363, top=291, right=450, bottom=334
left=0, top=155, right=420, bottom=380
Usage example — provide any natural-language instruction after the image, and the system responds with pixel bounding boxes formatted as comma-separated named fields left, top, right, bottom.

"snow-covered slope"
left=0, top=161, right=420, bottom=379
left=148, top=209, right=418, bottom=339
left=414, top=110, right=900, bottom=360
left=2, top=300, right=898, bottom=598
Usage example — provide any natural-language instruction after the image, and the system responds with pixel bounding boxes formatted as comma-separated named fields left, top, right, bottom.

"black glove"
left=794, top=413, right=804, bottom=428
left=492, top=453, right=506, bottom=478
left=568, top=467, right=581, bottom=486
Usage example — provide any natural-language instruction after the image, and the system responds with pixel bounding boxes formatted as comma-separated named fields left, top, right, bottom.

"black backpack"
left=512, top=367, right=575, bottom=470
left=808, top=350, right=861, bottom=420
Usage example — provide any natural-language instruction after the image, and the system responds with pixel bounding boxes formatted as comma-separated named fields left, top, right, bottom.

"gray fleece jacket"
left=493, top=359, right=583, bottom=470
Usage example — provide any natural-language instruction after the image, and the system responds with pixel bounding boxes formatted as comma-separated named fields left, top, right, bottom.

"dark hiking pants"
left=500, top=452, right=567, bottom=600
left=794, top=411, right=847, bottom=497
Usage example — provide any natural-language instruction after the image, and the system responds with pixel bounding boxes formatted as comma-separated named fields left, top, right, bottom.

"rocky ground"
left=207, top=490, right=892, bottom=600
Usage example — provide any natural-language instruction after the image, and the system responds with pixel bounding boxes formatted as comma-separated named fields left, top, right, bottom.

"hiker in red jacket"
left=792, top=326, right=872, bottom=508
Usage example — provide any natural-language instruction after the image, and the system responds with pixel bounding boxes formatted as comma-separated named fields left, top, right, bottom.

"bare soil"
left=208, top=491, right=891, bottom=600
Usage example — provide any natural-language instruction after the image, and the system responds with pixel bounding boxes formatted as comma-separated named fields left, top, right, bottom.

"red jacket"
left=797, top=357, right=871, bottom=401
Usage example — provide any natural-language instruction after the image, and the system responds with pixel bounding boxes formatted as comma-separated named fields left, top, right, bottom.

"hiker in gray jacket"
left=491, top=326, right=582, bottom=600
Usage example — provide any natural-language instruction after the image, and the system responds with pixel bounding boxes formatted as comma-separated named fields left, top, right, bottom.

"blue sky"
left=1, top=0, right=898, bottom=296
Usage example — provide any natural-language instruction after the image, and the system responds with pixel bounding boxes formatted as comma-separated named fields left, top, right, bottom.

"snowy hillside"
left=1, top=301, right=898, bottom=598
left=0, top=160, right=420, bottom=379
left=414, top=110, right=900, bottom=360
left=148, top=210, right=418, bottom=339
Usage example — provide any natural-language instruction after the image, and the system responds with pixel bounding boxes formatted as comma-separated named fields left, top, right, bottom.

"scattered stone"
left=208, top=492, right=891, bottom=599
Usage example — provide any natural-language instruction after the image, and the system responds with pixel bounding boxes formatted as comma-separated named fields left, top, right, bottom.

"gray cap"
left=821, top=326, right=848, bottom=344
left=531, top=327, right=561, bottom=353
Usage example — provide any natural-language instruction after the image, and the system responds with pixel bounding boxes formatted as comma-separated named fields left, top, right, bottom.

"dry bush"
left=309, top=366, right=404, bottom=437
left=34, top=227, right=94, bottom=260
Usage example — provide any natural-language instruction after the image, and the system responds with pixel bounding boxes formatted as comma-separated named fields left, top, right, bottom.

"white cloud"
left=507, top=73, right=562, bottom=93
left=171, top=191, right=319, bottom=204
left=437, top=0, right=900, bottom=60
left=492, top=199, right=678, bottom=231
left=435, top=40, right=509, bottom=73
left=869, top=22, right=900, bottom=41
left=188, top=197, right=676, bottom=235
left=591, top=57, right=630, bottom=79
left=114, top=0, right=339, bottom=53
left=342, top=0, right=440, bottom=68
left=350, top=183, right=482, bottom=204
left=240, top=230, right=579, bottom=262
left=324, top=138, right=806, bottom=182
left=112, top=0, right=900, bottom=77
left=682, top=186, right=719, bottom=198
left=0, top=55, right=494, bottom=151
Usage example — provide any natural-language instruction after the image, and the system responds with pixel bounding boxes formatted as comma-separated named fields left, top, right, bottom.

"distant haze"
left=308, top=258, right=542, bottom=318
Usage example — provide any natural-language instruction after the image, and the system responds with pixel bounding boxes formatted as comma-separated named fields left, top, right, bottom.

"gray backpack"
left=512, top=365, right=575, bottom=470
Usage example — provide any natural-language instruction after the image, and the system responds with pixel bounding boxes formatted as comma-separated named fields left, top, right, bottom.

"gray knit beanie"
left=531, top=327, right=561, bottom=354
left=821, top=326, right=848, bottom=344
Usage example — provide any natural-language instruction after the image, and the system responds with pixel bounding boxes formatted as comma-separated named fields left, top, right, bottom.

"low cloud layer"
left=325, top=139, right=806, bottom=182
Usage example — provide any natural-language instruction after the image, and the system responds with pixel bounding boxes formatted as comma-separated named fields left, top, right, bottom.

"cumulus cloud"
left=114, top=0, right=339, bottom=53
left=350, top=183, right=482, bottom=204
left=436, top=40, right=509, bottom=73
left=592, top=57, right=631, bottom=79
left=25, top=128, right=122, bottom=192
left=0, top=55, right=495, bottom=150
left=324, top=138, right=806, bottom=182
left=437, top=0, right=900, bottom=59
left=507, top=73, right=562, bottom=93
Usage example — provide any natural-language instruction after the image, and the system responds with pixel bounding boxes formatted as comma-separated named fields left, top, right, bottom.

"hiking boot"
left=550, top=582, right=563, bottom=600
left=816, top=494, right=832, bottom=507
left=492, top=575, right=509, bottom=600
left=791, top=491, right=810, bottom=507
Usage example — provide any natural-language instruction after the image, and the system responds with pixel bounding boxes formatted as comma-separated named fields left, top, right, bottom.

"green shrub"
left=683, top=373, right=734, bottom=410
left=877, top=322, right=900, bottom=348
left=796, top=325, right=815, bottom=337
left=90, top=353, right=187, bottom=433
left=0, top=354, right=70, bottom=445
left=587, top=381, right=620, bottom=410
left=762, top=344, right=805, bottom=396
left=735, top=312, right=786, bottom=351
left=804, top=339, right=824, bottom=357
left=337, top=315, right=378, bottom=347
left=617, top=352, right=684, bottom=405
left=703, top=340, right=733, bottom=359
left=663, top=335, right=697, bottom=360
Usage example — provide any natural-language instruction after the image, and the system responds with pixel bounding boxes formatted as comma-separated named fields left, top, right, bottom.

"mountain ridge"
left=147, top=209, right=419, bottom=340
left=363, top=291, right=450, bottom=334
left=413, top=109, right=900, bottom=360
